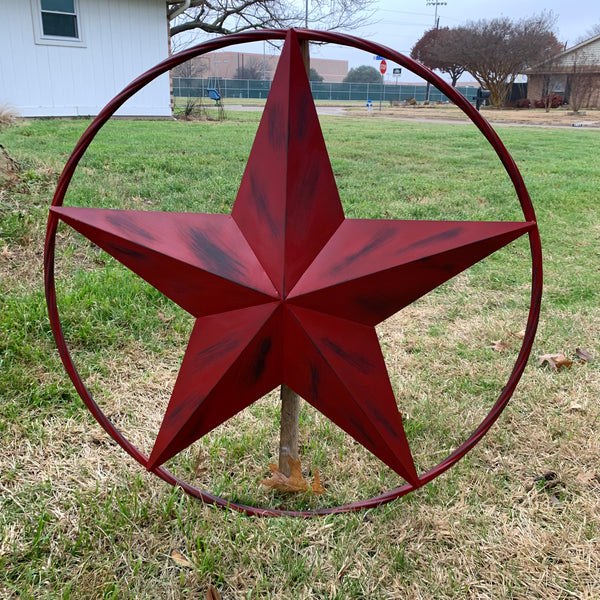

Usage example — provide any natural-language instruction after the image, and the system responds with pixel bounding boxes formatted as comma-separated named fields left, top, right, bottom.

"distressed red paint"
left=44, top=29, right=542, bottom=517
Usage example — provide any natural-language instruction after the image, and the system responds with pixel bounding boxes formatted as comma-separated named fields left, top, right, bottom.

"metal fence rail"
left=172, top=78, right=480, bottom=104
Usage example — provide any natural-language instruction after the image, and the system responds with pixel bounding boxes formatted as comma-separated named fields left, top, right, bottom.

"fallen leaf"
left=261, top=458, right=308, bottom=493
left=575, top=348, right=593, bottom=363
left=0, top=244, right=14, bottom=259
left=513, top=329, right=526, bottom=339
left=490, top=339, right=509, bottom=352
left=193, top=451, right=208, bottom=479
left=311, top=469, right=326, bottom=495
left=568, top=401, right=584, bottom=412
left=158, top=311, right=175, bottom=325
left=538, top=353, right=573, bottom=370
left=171, top=550, right=193, bottom=568
left=576, top=471, right=597, bottom=485
left=260, top=457, right=325, bottom=495
left=206, top=585, right=222, bottom=600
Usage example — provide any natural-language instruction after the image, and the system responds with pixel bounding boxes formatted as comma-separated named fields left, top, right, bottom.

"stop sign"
left=379, top=59, right=387, bottom=75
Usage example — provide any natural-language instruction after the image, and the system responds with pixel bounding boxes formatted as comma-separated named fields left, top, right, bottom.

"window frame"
left=31, top=0, right=85, bottom=47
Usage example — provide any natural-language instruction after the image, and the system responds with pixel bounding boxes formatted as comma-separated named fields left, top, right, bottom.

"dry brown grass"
left=5, top=256, right=597, bottom=598
left=0, top=104, right=18, bottom=129
left=346, top=104, right=600, bottom=128
left=1, top=117, right=599, bottom=599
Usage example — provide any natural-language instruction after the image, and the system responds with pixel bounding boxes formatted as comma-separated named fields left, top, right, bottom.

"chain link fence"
left=173, top=78, right=480, bottom=104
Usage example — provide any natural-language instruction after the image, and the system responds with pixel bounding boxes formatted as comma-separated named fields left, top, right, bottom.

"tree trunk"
left=278, top=37, right=309, bottom=477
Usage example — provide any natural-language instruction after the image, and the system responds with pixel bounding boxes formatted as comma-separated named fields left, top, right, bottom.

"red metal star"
left=50, top=30, right=534, bottom=486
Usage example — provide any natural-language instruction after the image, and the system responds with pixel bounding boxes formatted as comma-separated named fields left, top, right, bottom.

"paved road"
left=224, top=104, right=599, bottom=128
left=226, top=104, right=347, bottom=116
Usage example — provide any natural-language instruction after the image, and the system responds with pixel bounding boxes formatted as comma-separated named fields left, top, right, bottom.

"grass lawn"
left=1, top=111, right=599, bottom=599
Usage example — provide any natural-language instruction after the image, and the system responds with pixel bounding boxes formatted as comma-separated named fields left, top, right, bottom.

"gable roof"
left=526, top=34, right=600, bottom=74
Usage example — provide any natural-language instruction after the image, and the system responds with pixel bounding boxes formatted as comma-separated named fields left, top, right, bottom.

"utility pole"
left=424, top=0, right=447, bottom=102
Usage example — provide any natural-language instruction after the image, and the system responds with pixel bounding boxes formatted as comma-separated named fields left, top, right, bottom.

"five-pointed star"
left=51, top=30, right=534, bottom=487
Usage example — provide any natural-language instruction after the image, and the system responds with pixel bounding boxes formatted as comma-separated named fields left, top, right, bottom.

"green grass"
left=1, top=113, right=599, bottom=599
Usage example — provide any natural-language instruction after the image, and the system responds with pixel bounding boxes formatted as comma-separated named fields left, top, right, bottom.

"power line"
left=425, top=0, right=447, bottom=29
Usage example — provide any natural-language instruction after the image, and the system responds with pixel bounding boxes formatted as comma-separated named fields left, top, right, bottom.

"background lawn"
left=1, top=112, right=599, bottom=599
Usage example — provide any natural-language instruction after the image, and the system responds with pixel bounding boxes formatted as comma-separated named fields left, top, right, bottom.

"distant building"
left=526, top=34, right=600, bottom=108
left=173, top=51, right=348, bottom=83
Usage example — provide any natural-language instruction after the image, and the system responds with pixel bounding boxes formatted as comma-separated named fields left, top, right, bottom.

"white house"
left=0, top=0, right=172, bottom=117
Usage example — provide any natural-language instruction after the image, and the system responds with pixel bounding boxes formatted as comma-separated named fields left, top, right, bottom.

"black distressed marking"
left=366, top=402, right=402, bottom=440
left=292, top=98, right=312, bottom=141
left=106, top=213, right=156, bottom=242
left=309, top=363, right=320, bottom=401
left=267, top=104, right=284, bottom=149
left=252, top=337, right=272, bottom=382
left=250, top=172, right=280, bottom=238
left=398, top=227, right=461, bottom=255
left=192, top=335, right=241, bottom=371
left=347, top=414, right=376, bottom=448
left=108, top=242, right=147, bottom=262
left=329, top=228, right=397, bottom=274
left=188, top=228, right=246, bottom=280
left=354, top=294, right=399, bottom=319
left=324, top=339, right=373, bottom=375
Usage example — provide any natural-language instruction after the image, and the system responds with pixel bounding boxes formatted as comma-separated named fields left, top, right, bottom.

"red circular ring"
left=44, top=29, right=542, bottom=517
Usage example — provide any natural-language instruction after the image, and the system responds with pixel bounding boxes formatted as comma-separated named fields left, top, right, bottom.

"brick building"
left=173, top=51, right=348, bottom=82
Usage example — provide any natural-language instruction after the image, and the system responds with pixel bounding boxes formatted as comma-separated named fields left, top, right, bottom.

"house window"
left=41, top=0, right=78, bottom=38
left=31, top=0, right=84, bottom=46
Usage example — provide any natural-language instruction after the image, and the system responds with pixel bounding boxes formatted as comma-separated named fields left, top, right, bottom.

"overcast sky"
left=306, top=0, right=600, bottom=83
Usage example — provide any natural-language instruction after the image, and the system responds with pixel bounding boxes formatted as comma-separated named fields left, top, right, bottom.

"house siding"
left=0, top=0, right=171, bottom=117
left=553, top=39, right=600, bottom=68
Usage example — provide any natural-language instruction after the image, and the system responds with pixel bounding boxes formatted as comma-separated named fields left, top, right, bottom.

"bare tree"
left=411, top=27, right=465, bottom=86
left=172, top=55, right=210, bottom=78
left=167, top=1, right=374, bottom=40
left=574, top=23, right=600, bottom=45
left=233, top=57, right=264, bottom=79
left=452, top=12, right=563, bottom=107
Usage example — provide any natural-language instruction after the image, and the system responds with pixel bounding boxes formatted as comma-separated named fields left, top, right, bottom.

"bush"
left=535, top=94, right=564, bottom=109
left=516, top=98, right=531, bottom=108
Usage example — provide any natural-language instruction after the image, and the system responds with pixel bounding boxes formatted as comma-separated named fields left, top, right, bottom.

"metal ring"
left=44, top=28, right=542, bottom=517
